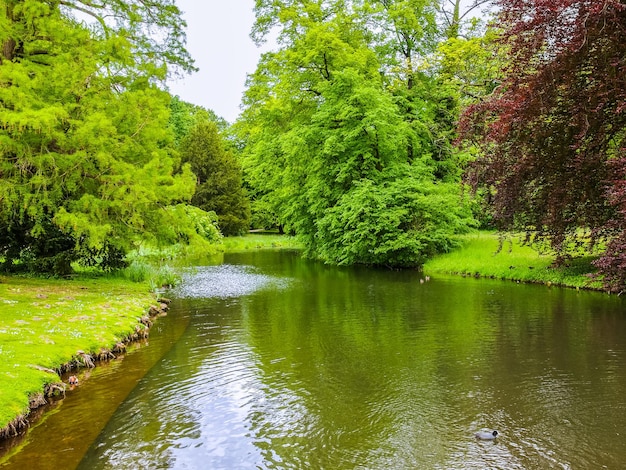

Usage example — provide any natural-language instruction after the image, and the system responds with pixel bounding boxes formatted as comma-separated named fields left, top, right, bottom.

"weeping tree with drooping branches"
left=460, top=0, right=626, bottom=292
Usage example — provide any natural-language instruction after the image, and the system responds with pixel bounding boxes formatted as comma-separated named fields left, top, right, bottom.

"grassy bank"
left=222, top=233, right=302, bottom=252
left=424, top=231, right=602, bottom=290
left=0, top=234, right=300, bottom=438
left=0, top=275, right=157, bottom=435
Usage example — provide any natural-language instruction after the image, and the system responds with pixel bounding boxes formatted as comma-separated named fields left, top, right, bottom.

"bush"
left=312, top=167, right=473, bottom=267
left=123, top=261, right=152, bottom=283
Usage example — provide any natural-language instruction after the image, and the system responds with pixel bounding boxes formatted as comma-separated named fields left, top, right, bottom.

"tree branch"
left=58, top=0, right=110, bottom=37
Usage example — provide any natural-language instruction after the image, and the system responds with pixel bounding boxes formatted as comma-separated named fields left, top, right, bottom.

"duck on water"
left=475, top=430, right=498, bottom=440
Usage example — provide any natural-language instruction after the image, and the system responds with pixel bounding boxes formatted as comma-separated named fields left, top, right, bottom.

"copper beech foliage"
left=460, top=0, right=626, bottom=292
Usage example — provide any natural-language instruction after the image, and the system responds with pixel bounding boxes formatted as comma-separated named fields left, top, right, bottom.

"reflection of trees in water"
left=239, top=256, right=626, bottom=468
left=20, top=252, right=625, bottom=470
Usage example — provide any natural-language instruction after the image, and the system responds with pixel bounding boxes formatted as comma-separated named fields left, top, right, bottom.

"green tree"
left=436, top=27, right=502, bottom=105
left=239, top=0, right=472, bottom=266
left=169, top=96, right=227, bottom=147
left=0, top=1, right=202, bottom=273
left=436, top=0, right=493, bottom=40
left=365, top=0, right=472, bottom=182
left=180, top=120, right=250, bottom=236
left=435, top=22, right=503, bottom=228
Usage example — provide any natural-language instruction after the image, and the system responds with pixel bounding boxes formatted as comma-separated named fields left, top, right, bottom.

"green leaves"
left=436, top=27, right=504, bottom=105
left=179, top=118, right=251, bottom=236
left=58, top=0, right=196, bottom=76
left=315, top=168, right=470, bottom=266
left=239, top=0, right=476, bottom=267
left=0, top=0, right=206, bottom=273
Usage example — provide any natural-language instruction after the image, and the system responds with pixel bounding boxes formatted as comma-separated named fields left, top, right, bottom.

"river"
left=1, top=250, right=625, bottom=469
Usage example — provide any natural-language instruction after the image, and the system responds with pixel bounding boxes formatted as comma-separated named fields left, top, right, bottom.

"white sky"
left=167, top=1, right=490, bottom=122
left=168, top=1, right=270, bottom=123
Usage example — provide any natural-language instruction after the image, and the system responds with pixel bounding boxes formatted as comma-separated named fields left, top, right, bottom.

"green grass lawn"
left=222, top=233, right=302, bottom=252
left=0, top=276, right=154, bottom=433
left=424, top=231, right=602, bottom=290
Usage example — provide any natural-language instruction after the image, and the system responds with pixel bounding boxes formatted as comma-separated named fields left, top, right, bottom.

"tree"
left=436, top=19, right=502, bottom=105
left=363, top=1, right=459, bottom=182
left=0, top=1, right=200, bottom=273
left=360, top=1, right=497, bottom=186
left=239, top=0, right=472, bottom=266
left=436, top=0, right=493, bottom=40
left=169, top=96, right=227, bottom=147
left=180, top=120, right=251, bottom=236
left=460, top=0, right=626, bottom=291
left=1, top=0, right=194, bottom=71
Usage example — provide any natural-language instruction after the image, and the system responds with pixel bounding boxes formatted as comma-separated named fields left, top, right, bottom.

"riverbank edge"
left=230, top=232, right=603, bottom=292
left=423, top=232, right=604, bottom=292
left=0, top=232, right=605, bottom=443
left=0, top=297, right=171, bottom=441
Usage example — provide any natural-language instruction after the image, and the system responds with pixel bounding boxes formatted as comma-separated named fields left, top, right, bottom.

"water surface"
left=2, top=250, right=626, bottom=469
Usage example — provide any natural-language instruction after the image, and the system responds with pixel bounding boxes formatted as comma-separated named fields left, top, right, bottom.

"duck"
left=475, top=430, right=498, bottom=440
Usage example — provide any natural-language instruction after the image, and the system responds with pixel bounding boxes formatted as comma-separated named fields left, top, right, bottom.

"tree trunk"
left=1, top=1, right=17, bottom=62
left=2, top=38, right=16, bottom=62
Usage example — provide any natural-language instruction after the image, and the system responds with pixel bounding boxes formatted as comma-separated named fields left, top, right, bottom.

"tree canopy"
left=0, top=0, right=209, bottom=273
left=179, top=118, right=251, bottom=236
left=460, top=0, right=626, bottom=291
left=237, top=0, right=480, bottom=266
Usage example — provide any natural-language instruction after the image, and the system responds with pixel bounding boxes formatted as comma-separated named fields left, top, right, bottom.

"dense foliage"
left=460, top=0, right=626, bottom=291
left=179, top=119, right=251, bottom=236
left=236, top=0, right=487, bottom=266
left=169, top=96, right=227, bottom=146
left=0, top=1, right=217, bottom=273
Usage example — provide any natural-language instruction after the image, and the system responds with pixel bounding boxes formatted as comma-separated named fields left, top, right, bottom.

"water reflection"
left=4, top=250, right=626, bottom=469
left=0, top=307, right=190, bottom=470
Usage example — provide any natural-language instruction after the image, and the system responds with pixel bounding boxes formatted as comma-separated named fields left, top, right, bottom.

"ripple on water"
left=70, top=257, right=626, bottom=470
left=174, top=265, right=291, bottom=299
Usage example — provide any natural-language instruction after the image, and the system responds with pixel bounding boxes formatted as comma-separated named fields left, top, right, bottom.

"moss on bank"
left=424, top=231, right=603, bottom=290
left=0, top=276, right=161, bottom=437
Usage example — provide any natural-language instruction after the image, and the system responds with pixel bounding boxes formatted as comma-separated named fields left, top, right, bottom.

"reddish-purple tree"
left=460, top=0, right=626, bottom=292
